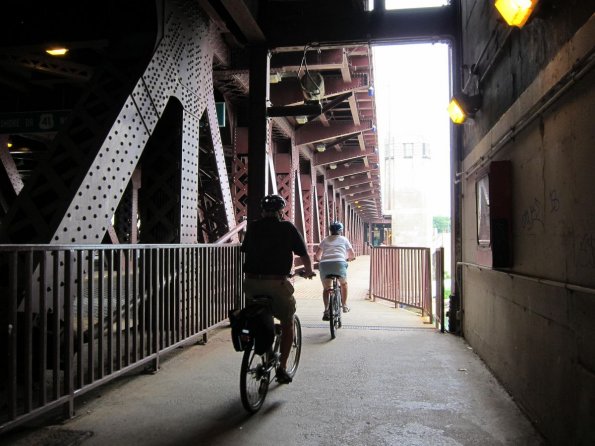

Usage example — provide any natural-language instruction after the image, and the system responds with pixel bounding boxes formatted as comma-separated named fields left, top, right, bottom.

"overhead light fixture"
left=315, top=143, right=326, bottom=153
left=338, top=176, right=345, bottom=181
left=46, top=47, right=69, bottom=56
left=296, top=115, right=308, bottom=124
left=300, top=72, right=325, bottom=102
left=355, top=201, right=359, bottom=204
left=448, top=93, right=482, bottom=124
left=7, top=142, right=12, bottom=148
left=329, top=163, right=337, bottom=170
left=345, top=186, right=350, bottom=190
left=495, top=0, right=539, bottom=28
left=270, top=73, right=282, bottom=83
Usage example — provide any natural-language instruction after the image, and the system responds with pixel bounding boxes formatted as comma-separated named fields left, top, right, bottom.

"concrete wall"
left=459, top=3, right=595, bottom=444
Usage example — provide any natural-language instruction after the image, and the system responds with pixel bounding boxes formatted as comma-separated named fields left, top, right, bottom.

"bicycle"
left=326, top=274, right=342, bottom=339
left=239, top=296, right=302, bottom=413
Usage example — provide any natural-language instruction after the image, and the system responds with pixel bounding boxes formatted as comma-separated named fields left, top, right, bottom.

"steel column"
left=247, top=46, right=270, bottom=222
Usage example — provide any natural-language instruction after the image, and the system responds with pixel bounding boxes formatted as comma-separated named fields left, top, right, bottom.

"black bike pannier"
left=229, top=306, right=274, bottom=355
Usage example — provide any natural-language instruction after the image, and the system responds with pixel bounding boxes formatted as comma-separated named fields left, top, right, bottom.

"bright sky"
left=373, top=42, right=451, bottom=216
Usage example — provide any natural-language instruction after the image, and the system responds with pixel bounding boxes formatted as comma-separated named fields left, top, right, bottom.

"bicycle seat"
left=325, top=274, right=342, bottom=279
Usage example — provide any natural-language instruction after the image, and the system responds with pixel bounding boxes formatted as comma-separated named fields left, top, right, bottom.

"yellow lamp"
left=448, top=93, right=482, bottom=125
left=448, top=98, right=467, bottom=124
left=46, top=48, right=69, bottom=56
left=495, top=0, right=539, bottom=28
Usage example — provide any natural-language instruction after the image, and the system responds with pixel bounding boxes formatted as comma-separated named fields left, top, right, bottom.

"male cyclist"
left=314, top=221, right=356, bottom=320
left=241, top=194, right=316, bottom=384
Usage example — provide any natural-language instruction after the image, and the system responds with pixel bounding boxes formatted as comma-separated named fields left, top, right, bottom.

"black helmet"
left=329, top=221, right=343, bottom=233
left=261, top=194, right=286, bottom=212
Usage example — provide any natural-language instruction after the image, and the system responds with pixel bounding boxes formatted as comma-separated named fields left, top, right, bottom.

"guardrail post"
left=63, top=250, right=75, bottom=418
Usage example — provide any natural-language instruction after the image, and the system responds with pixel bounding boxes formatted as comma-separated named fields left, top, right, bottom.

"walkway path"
left=2, top=256, right=543, bottom=446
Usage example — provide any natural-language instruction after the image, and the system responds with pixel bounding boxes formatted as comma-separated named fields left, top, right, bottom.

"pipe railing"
left=0, top=243, right=243, bottom=433
left=369, top=246, right=432, bottom=319
left=434, top=247, right=445, bottom=332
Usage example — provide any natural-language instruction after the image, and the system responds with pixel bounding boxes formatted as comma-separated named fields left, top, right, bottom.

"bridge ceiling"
left=206, top=0, right=455, bottom=220
left=0, top=0, right=455, bottom=232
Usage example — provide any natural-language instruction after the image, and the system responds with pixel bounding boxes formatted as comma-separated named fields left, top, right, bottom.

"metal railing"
left=433, top=247, right=445, bottom=332
left=0, top=243, right=243, bottom=433
left=369, top=246, right=432, bottom=319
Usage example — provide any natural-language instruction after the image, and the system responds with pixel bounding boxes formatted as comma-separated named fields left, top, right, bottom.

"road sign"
left=0, top=110, right=70, bottom=133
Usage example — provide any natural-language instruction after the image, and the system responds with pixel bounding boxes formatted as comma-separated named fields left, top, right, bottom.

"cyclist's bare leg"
left=341, top=281, right=349, bottom=306
left=279, top=318, right=294, bottom=370
left=322, top=288, right=330, bottom=310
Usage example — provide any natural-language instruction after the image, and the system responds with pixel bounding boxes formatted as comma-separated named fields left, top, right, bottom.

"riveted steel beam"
left=326, top=164, right=373, bottom=181
left=0, top=0, right=237, bottom=244
left=0, top=135, right=24, bottom=213
left=342, top=184, right=376, bottom=195
left=270, top=48, right=344, bottom=72
left=314, top=146, right=375, bottom=167
left=334, top=173, right=379, bottom=189
left=295, top=120, right=372, bottom=146
left=264, top=4, right=457, bottom=47
left=248, top=45, right=270, bottom=222
left=0, top=51, right=94, bottom=82
left=270, top=76, right=367, bottom=107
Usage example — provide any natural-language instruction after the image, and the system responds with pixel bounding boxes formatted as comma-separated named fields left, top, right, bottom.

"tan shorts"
left=243, top=277, right=296, bottom=323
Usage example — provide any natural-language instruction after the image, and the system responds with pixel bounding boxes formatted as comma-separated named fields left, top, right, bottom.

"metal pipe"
left=464, top=47, right=595, bottom=180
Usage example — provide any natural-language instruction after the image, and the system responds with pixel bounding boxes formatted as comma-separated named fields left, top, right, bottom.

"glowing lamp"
left=46, top=48, right=69, bottom=56
left=315, top=143, right=326, bottom=153
left=329, top=163, right=337, bottom=170
left=495, top=0, right=539, bottom=28
left=448, top=93, right=481, bottom=125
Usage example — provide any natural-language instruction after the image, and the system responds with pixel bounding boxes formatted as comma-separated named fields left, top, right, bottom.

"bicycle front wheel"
left=286, top=315, right=302, bottom=378
left=240, top=343, right=269, bottom=413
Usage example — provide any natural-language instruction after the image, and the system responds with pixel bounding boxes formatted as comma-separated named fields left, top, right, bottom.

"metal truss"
left=0, top=0, right=236, bottom=244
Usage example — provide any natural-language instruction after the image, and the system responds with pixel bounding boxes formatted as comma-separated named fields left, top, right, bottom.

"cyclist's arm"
left=314, top=245, right=322, bottom=262
left=299, top=254, right=316, bottom=278
left=347, top=247, right=356, bottom=261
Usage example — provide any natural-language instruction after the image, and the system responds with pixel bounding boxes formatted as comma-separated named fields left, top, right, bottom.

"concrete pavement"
left=2, top=256, right=543, bottom=446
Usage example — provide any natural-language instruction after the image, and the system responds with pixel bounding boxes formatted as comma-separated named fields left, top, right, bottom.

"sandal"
left=342, top=305, right=350, bottom=313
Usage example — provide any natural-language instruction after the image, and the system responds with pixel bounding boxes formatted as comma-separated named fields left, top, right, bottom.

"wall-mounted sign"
left=0, top=110, right=70, bottom=133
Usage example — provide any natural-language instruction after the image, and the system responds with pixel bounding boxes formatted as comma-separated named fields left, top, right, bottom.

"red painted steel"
left=369, top=246, right=433, bottom=319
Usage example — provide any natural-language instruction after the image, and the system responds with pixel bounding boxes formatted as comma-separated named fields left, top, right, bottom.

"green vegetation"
left=433, top=216, right=451, bottom=233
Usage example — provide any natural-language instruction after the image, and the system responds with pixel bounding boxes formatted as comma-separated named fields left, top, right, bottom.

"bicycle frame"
left=327, top=275, right=342, bottom=339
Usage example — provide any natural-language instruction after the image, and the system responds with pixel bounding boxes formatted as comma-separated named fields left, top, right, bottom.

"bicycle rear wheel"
left=240, top=343, right=269, bottom=413
left=286, top=315, right=302, bottom=378
left=329, top=290, right=336, bottom=339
